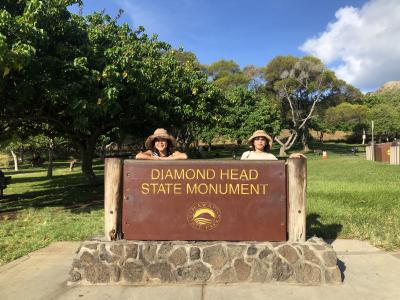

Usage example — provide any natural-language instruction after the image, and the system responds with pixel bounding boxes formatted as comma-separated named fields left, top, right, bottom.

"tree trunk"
left=69, top=159, right=77, bottom=172
left=47, top=139, right=54, bottom=178
left=81, top=149, right=96, bottom=183
left=100, top=145, right=106, bottom=161
left=275, top=131, right=298, bottom=157
left=11, top=150, right=18, bottom=171
left=303, top=144, right=310, bottom=152
left=279, top=145, right=288, bottom=157
left=301, top=130, right=311, bottom=152
left=78, top=140, right=97, bottom=184
left=19, top=149, right=24, bottom=164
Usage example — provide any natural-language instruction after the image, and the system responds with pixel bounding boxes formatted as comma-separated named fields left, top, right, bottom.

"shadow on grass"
left=3, top=169, right=47, bottom=176
left=307, top=213, right=343, bottom=240
left=7, top=176, right=50, bottom=185
left=0, top=171, right=104, bottom=215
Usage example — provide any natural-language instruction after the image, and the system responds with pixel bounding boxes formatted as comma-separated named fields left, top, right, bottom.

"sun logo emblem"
left=187, top=202, right=222, bottom=231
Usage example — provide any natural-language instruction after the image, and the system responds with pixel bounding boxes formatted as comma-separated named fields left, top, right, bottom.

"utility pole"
left=362, top=129, right=366, bottom=145
left=371, top=120, right=374, bottom=145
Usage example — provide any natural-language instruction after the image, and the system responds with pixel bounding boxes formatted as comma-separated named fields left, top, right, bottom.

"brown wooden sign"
left=122, top=160, right=287, bottom=241
left=374, top=142, right=391, bottom=162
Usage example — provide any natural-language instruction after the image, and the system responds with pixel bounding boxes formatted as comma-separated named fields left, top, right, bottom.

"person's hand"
left=289, top=153, right=307, bottom=159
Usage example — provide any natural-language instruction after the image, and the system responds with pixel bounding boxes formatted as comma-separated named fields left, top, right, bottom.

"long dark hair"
left=250, top=138, right=270, bottom=153
left=151, top=139, right=175, bottom=156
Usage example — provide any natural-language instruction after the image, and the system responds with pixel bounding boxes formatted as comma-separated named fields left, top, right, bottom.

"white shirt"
left=240, top=151, right=278, bottom=160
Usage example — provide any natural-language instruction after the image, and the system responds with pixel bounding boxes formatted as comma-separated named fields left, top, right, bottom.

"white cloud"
left=300, top=0, right=400, bottom=91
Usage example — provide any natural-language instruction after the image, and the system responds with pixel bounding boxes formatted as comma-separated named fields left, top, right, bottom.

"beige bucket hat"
left=248, top=130, right=273, bottom=149
left=145, top=128, right=177, bottom=149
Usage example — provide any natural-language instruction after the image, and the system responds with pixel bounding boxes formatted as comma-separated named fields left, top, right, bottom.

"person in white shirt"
left=135, top=128, right=187, bottom=160
left=241, top=130, right=277, bottom=160
left=241, top=130, right=305, bottom=160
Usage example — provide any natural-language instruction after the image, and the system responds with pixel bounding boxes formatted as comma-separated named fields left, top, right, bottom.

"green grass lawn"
left=307, top=154, right=400, bottom=250
left=1, top=144, right=399, bottom=266
left=0, top=162, right=104, bottom=265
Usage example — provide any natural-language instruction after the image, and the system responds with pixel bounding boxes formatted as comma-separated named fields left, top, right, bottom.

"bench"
left=0, top=175, right=11, bottom=198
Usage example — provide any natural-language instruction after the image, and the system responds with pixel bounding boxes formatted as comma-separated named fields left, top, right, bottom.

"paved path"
left=0, top=240, right=399, bottom=300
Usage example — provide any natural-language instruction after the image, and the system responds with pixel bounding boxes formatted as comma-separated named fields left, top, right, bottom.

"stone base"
left=68, top=237, right=342, bottom=285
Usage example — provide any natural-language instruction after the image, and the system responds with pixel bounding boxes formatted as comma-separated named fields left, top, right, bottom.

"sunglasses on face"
left=254, top=137, right=266, bottom=141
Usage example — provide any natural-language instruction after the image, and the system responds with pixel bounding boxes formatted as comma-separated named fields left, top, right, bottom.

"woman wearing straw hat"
left=241, top=130, right=277, bottom=160
left=135, top=128, right=188, bottom=160
left=241, top=130, right=305, bottom=160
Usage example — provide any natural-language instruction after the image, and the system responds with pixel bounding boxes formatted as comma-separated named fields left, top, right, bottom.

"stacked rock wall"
left=69, top=237, right=341, bottom=285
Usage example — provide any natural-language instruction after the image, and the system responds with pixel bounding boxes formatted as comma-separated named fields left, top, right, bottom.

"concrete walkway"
left=0, top=240, right=399, bottom=300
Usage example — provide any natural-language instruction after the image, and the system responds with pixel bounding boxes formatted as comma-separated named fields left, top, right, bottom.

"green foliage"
left=368, top=103, right=400, bottom=137
left=213, top=72, right=250, bottom=90
left=363, top=90, right=400, bottom=108
left=206, top=59, right=251, bottom=90
left=0, top=152, right=11, bottom=168
left=263, top=55, right=298, bottom=87
left=207, top=59, right=240, bottom=79
left=361, top=90, right=400, bottom=138
left=263, top=55, right=346, bottom=151
left=324, top=103, right=369, bottom=132
left=242, top=64, right=265, bottom=90
left=170, top=50, right=202, bottom=70
left=0, top=1, right=223, bottom=180
left=242, top=97, right=281, bottom=137
left=220, top=88, right=281, bottom=142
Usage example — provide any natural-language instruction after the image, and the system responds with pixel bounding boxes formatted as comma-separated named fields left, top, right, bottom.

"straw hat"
left=248, top=130, right=273, bottom=149
left=145, top=128, right=177, bottom=150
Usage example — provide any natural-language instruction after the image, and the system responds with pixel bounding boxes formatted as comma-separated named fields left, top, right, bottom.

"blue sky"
left=70, top=0, right=400, bottom=91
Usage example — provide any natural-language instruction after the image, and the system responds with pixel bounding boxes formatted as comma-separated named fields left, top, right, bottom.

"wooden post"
left=287, top=157, right=307, bottom=242
left=390, top=142, right=400, bottom=165
left=104, top=158, right=123, bottom=241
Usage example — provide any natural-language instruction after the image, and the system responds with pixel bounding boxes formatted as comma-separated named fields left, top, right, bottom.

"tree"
left=206, top=59, right=249, bottom=90
left=322, top=80, right=363, bottom=108
left=207, top=59, right=240, bottom=79
left=170, top=50, right=203, bottom=70
left=147, top=50, right=225, bottom=151
left=264, top=56, right=339, bottom=155
left=243, top=65, right=265, bottom=90
left=1, top=1, right=222, bottom=183
left=220, top=88, right=281, bottom=144
left=324, top=103, right=369, bottom=132
left=363, top=89, right=400, bottom=108
left=363, top=88, right=400, bottom=140
left=0, top=122, right=68, bottom=176
left=368, top=103, right=400, bottom=140
left=308, top=115, right=328, bottom=143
